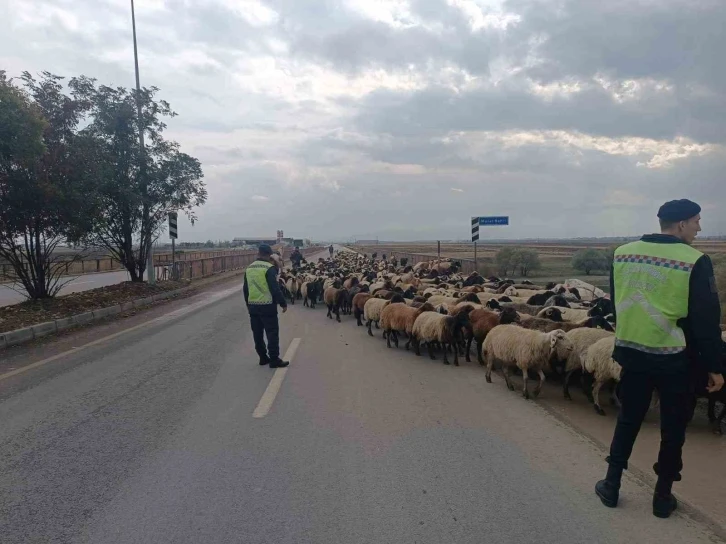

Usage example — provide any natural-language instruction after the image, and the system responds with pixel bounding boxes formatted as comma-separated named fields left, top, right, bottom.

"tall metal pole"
left=131, top=0, right=154, bottom=284
left=474, top=241, right=478, bottom=272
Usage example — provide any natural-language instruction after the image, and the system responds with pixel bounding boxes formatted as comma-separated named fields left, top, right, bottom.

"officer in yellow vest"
left=596, top=199, right=723, bottom=518
left=243, top=244, right=289, bottom=368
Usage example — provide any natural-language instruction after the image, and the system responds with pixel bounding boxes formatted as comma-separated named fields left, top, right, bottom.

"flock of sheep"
left=278, top=249, right=726, bottom=434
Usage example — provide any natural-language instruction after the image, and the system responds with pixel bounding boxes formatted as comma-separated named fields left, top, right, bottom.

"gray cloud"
left=2, top=0, right=724, bottom=242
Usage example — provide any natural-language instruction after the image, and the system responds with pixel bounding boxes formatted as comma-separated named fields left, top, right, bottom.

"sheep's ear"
left=550, top=334, right=558, bottom=348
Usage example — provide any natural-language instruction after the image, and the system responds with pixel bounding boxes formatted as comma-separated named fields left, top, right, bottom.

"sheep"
left=301, top=280, right=322, bottom=309
left=483, top=325, right=574, bottom=399
left=467, top=307, right=521, bottom=364
left=542, top=295, right=571, bottom=308
left=560, top=328, right=615, bottom=401
left=552, top=307, right=592, bottom=322
left=410, top=311, right=471, bottom=366
left=363, top=295, right=404, bottom=336
left=583, top=336, right=621, bottom=416
left=380, top=302, right=436, bottom=349
left=324, top=287, right=348, bottom=322
left=352, top=292, right=373, bottom=326
left=526, top=291, right=556, bottom=306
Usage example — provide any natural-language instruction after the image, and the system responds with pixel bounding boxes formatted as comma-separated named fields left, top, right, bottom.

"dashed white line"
left=252, top=338, right=301, bottom=419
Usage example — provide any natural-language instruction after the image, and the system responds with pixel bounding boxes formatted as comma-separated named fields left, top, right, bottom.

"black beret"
left=258, top=244, right=273, bottom=255
left=657, top=199, right=701, bottom=222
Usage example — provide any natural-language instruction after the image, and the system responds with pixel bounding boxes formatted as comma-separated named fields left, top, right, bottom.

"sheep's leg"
left=355, top=309, right=362, bottom=326
left=452, top=342, right=459, bottom=367
left=413, top=337, right=421, bottom=356
left=385, top=329, right=392, bottom=348
left=501, top=365, right=514, bottom=391
left=581, top=372, right=594, bottom=402
left=533, top=369, right=545, bottom=398
left=427, top=342, right=437, bottom=361
left=374, top=321, right=379, bottom=329
left=327, top=305, right=332, bottom=319
left=442, top=343, right=450, bottom=365
left=367, top=320, right=373, bottom=337
left=592, top=380, right=606, bottom=416
left=465, top=335, right=473, bottom=363
left=405, top=334, right=412, bottom=351
left=335, top=306, right=341, bottom=323
left=522, top=369, right=530, bottom=400
left=477, top=340, right=485, bottom=366
left=563, top=369, right=576, bottom=400
left=392, top=331, right=399, bottom=348
left=303, top=296, right=308, bottom=308
left=485, top=355, right=494, bottom=383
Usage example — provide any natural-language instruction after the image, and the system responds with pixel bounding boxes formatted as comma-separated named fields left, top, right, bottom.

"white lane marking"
left=0, top=286, right=242, bottom=382
left=252, top=338, right=301, bottom=419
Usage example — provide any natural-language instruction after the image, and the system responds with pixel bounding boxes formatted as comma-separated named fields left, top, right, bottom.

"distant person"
left=243, top=244, right=289, bottom=368
left=595, top=199, right=723, bottom=518
left=328, top=245, right=334, bottom=258
left=290, top=247, right=303, bottom=268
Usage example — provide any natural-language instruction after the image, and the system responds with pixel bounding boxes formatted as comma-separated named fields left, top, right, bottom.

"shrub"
left=572, top=248, right=609, bottom=275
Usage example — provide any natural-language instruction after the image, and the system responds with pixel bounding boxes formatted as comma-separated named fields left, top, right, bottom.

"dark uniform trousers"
left=250, top=314, right=280, bottom=360
left=607, top=368, right=691, bottom=479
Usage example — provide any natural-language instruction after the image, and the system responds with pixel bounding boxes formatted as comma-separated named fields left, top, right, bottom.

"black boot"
left=653, top=477, right=677, bottom=518
left=595, top=465, right=622, bottom=508
left=259, top=355, right=270, bottom=366
left=269, top=358, right=289, bottom=368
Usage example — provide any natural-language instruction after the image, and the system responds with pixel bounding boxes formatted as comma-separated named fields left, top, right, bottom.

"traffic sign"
left=471, top=216, right=509, bottom=241
left=169, top=212, right=178, bottom=239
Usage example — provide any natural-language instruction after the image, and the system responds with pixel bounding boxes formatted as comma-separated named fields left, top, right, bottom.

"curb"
left=0, top=280, right=213, bottom=351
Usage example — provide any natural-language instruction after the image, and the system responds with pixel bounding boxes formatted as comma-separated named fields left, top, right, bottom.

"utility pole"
left=130, top=0, right=154, bottom=284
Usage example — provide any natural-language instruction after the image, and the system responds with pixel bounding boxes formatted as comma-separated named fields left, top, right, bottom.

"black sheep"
left=526, top=291, right=556, bottom=306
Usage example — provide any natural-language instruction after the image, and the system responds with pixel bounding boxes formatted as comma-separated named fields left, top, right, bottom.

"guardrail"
left=152, top=246, right=325, bottom=282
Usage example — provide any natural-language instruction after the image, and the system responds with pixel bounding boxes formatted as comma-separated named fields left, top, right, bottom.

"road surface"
left=0, top=270, right=137, bottom=307
left=0, top=247, right=723, bottom=544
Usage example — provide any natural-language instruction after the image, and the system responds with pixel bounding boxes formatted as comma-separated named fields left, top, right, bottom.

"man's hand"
left=707, top=373, right=724, bottom=393
left=282, top=306, right=288, bottom=314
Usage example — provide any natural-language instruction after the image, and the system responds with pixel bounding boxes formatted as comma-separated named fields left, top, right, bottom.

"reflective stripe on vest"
left=246, top=261, right=273, bottom=305
left=613, top=240, right=702, bottom=355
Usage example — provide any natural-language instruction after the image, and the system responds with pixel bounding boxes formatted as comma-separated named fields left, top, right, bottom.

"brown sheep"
left=380, top=302, right=436, bottom=349
left=324, top=287, right=348, bottom=323
left=467, top=307, right=521, bottom=364
left=352, top=292, right=373, bottom=326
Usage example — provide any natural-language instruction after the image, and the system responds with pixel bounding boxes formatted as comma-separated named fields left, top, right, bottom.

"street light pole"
left=130, top=0, right=155, bottom=284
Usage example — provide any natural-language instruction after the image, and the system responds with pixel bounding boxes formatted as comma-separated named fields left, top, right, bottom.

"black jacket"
left=243, top=260, right=288, bottom=315
left=611, top=234, right=723, bottom=374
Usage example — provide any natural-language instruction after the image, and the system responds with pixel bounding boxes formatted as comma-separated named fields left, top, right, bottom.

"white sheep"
left=483, top=325, right=574, bottom=399
left=561, top=328, right=615, bottom=401
left=363, top=298, right=392, bottom=336
left=410, top=311, right=470, bottom=366
left=583, top=336, right=621, bottom=415
left=537, top=306, right=590, bottom=322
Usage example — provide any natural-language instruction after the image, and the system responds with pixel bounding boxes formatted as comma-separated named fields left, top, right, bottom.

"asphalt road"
left=0, top=248, right=723, bottom=544
left=0, top=270, right=137, bottom=307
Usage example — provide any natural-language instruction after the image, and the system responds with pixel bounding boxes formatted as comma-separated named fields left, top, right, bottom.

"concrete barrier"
left=32, top=321, right=57, bottom=339
left=55, top=317, right=74, bottom=331
left=3, top=327, right=35, bottom=347
left=93, top=306, right=121, bottom=319
left=73, top=312, right=94, bottom=325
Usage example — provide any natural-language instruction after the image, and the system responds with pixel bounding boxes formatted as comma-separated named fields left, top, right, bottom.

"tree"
left=572, top=248, right=609, bottom=275
left=0, top=71, right=98, bottom=299
left=495, top=247, right=518, bottom=276
left=516, top=248, right=541, bottom=277
left=78, top=81, right=206, bottom=281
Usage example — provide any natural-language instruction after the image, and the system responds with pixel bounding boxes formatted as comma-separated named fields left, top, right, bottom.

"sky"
left=2, top=0, right=725, bottom=242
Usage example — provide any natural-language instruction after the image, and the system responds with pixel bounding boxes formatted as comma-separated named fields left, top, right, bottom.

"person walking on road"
left=290, top=247, right=303, bottom=269
left=243, top=244, right=289, bottom=368
left=328, top=245, right=334, bottom=258
left=595, top=199, right=724, bottom=518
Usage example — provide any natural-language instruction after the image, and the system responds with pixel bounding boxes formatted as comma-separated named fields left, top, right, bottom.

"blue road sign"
left=471, top=216, right=509, bottom=241
left=479, top=216, right=509, bottom=226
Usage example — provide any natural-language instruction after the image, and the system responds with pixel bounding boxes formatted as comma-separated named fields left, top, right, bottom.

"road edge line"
left=252, top=338, right=301, bottom=419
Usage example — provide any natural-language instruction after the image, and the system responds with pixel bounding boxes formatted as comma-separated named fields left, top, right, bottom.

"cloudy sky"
left=2, top=0, right=725, bottom=241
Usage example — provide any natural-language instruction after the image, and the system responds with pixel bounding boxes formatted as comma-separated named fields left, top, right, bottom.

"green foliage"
left=571, top=248, right=609, bottom=275
left=516, top=248, right=541, bottom=277
left=75, top=80, right=206, bottom=281
left=0, top=71, right=99, bottom=298
left=495, top=247, right=542, bottom=277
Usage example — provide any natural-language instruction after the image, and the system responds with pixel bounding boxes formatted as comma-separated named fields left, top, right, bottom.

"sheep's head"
left=498, top=296, right=512, bottom=303
left=486, top=299, right=501, bottom=310
left=549, top=330, right=574, bottom=359
left=538, top=307, right=564, bottom=321
left=499, top=307, right=520, bottom=324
